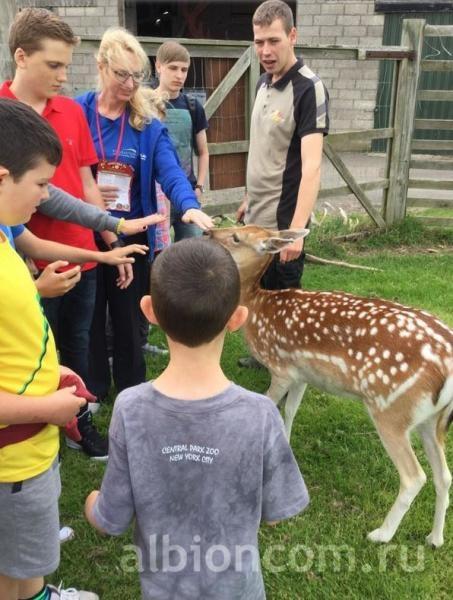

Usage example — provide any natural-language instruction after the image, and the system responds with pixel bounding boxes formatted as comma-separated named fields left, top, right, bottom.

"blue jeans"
left=170, top=209, right=203, bottom=242
left=41, top=268, right=97, bottom=384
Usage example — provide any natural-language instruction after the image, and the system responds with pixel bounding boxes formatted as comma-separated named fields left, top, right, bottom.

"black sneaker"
left=237, top=356, right=265, bottom=369
left=65, top=410, right=108, bottom=461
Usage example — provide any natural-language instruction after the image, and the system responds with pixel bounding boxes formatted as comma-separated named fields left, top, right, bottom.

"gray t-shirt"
left=93, top=382, right=309, bottom=600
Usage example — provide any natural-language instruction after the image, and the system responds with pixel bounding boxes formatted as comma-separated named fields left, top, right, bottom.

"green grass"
left=55, top=219, right=453, bottom=599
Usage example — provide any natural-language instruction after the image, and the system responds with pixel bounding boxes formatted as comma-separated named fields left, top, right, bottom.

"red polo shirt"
left=0, top=81, right=99, bottom=271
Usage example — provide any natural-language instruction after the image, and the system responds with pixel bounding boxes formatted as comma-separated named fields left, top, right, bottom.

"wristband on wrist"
left=110, top=239, right=125, bottom=250
left=116, top=217, right=126, bottom=234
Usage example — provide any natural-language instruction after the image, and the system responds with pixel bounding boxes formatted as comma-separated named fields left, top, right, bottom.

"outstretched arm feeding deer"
left=208, top=225, right=453, bottom=548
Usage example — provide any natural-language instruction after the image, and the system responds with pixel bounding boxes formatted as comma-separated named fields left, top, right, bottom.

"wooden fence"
left=79, top=22, right=452, bottom=228
left=408, top=23, right=453, bottom=228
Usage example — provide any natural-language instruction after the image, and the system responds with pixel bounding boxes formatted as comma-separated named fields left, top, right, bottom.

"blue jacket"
left=76, top=91, right=200, bottom=254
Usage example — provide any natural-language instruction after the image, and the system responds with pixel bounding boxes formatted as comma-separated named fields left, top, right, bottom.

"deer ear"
left=278, top=228, right=310, bottom=240
left=259, top=228, right=310, bottom=254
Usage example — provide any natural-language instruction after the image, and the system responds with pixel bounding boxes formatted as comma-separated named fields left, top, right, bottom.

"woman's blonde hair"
left=96, top=27, right=166, bottom=130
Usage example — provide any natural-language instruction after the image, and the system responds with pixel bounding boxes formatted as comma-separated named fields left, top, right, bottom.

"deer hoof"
left=367, top=528, right=393, bottom=543
left=426, top=532, right=443, bottom=548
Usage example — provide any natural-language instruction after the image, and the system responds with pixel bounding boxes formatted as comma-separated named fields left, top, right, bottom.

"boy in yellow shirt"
left=0, top=98, right=98, bottom=600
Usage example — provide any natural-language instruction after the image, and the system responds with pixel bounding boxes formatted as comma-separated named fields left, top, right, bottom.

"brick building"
left=1, top=1, right=389, bottom=134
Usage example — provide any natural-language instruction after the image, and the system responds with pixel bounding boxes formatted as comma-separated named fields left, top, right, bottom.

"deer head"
left=208, top=225, right=309, bottom=298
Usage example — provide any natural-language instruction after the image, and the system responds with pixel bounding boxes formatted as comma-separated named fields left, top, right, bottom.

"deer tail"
left=436, top=373, right=453, bottom=445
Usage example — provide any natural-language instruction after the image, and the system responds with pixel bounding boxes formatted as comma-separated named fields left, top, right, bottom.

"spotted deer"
left=208, top=225, right=453, bottom=547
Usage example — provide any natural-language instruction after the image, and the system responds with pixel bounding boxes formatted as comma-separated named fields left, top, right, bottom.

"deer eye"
left=232, top=233, right=240, bottom=244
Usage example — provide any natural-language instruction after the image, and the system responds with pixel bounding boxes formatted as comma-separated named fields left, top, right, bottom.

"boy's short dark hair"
left=253, top=0, right=294, bottom=34
left=9, top=7, right=79, bottom=56
left=0, top=98, right=62, bottom=180
left=156, top=41, right=190, bottom=65
left=150, top=238, right=240, bottom=347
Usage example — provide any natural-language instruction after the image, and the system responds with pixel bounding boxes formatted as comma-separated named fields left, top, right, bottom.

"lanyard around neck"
left=95, top=98, right=127, bottom=162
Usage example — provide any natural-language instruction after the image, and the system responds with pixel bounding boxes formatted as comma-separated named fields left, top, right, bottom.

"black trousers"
left=87, top=234, right=150, bottom=399
left=260, top=251, right=306, bottom=290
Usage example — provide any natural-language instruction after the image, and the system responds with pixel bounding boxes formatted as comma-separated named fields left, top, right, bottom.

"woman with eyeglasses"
left=76, top=27, right=212, bottom=402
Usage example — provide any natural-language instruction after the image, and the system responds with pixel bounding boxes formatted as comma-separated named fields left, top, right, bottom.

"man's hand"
left=181, top=209, right=213, bottom=230
left=100, top=244, right=148, bottom=266
left=279, top=237, right=304, bottom=263
left=35, top=261, right=81, bottom=298
left=116, top=263, right=134, bottom=289
left=45, top=386, right=87, bottom=426
left=98, top=184, right=119, bottom=206
left=120, top=214, right=166, bottom=236
left=236, top=199, right=248, bottom=224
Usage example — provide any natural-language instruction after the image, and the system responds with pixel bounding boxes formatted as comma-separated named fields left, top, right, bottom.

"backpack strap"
left=185, top=93, right=199, bottom=156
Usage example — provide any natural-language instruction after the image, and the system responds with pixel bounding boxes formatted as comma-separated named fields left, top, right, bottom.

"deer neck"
left=238, top=254, right=273, bottom=305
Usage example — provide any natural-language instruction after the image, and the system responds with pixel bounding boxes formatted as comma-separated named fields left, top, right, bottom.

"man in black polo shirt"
left=238, top=0, right=329, bottom=292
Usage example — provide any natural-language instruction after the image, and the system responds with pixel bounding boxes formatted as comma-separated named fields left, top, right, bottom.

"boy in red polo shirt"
left=1, top=8, right=110, bottom=459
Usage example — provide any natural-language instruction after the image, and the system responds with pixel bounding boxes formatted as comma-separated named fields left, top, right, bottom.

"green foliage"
left=55, top=220, right=452, bottom=599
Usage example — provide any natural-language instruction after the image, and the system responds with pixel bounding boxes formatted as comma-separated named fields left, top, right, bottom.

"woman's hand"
left=98, top=184, right=119, bottom=206
left=181, top=209, right=213, bottom=230
left=115, top=263, right=134, bottom=289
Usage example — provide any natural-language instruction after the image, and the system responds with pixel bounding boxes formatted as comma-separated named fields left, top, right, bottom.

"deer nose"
left=202, top=230, right=212, bottom=238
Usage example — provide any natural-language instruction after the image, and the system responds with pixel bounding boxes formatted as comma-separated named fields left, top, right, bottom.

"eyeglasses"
left=110, top=67, right=145, bottom=85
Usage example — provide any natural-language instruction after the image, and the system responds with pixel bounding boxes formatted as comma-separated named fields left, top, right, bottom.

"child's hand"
left=101, top=244, right=149, bottom=266
left=46, top=386, right=87, bottom=426
left=35, top=261, right=81, bottom=298
left=120, top=214, right=166, bottom=235
left=85, top=490, right=107, bottom=534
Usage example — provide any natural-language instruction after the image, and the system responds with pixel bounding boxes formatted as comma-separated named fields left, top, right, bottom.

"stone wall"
left=297, top=0, right=385, bottom=132
left=8, top=1, right=385, bottom=131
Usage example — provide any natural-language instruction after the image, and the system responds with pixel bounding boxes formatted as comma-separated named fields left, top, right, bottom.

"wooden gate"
left=408, top=23, right=453, bottom=228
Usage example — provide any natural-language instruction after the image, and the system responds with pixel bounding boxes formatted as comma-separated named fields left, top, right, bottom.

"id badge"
left=97, top=160, right=134, bottom=212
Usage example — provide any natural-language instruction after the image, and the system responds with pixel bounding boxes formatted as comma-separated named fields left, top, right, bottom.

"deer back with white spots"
left=209, top=225, right=453, bottom=548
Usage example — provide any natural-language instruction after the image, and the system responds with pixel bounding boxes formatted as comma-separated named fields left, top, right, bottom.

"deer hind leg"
left=266, top=374, right=291, bottom=409
left=267, top=375, right=307, bottom=440
left=367, top=417, right=427, bottom=543
left=282, top=381, right=308, bottom=441
left=417, top=416, right=452, bottom=548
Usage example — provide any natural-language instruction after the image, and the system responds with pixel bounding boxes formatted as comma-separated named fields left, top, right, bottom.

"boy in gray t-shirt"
left=85, top=238, right=309, bottom=600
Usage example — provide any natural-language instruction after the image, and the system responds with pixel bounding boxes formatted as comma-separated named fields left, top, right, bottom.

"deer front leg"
left=417, top=417, right=452, bottom=548
left=367, top=417, right=427, bottom=543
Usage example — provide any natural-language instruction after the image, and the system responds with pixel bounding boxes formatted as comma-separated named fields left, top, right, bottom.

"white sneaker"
left=59, top=526, right=75, bottom=544
left=47, top=583, right=99, bottom=600
left=87, top=400, right=101, bottom=414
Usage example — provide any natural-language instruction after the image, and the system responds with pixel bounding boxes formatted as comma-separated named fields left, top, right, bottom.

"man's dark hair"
left=253, top=0, right=294, bottom=34
left=150, top=238, right=240, bottom=347
left=0, top=98, right=62, bottom=180
left=9, top=7, right=79, bottom=57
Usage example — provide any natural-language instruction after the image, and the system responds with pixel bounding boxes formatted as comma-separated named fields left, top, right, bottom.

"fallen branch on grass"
left=305, top=254, right=381, bottom=271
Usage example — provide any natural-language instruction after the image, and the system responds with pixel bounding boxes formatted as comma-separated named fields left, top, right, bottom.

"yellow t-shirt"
left=0, top=231, right=59, bottom=482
